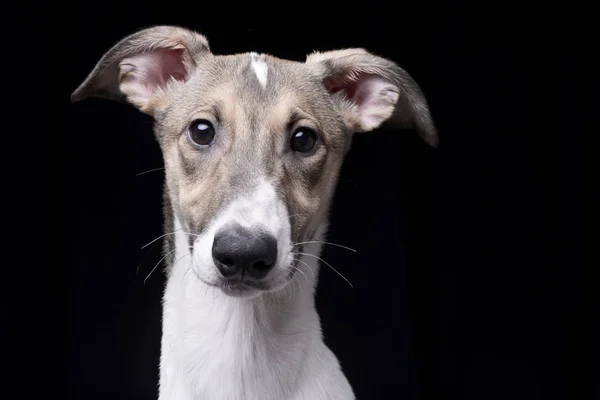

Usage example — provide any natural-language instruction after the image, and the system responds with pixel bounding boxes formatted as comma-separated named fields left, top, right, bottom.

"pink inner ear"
left=325, top=75, right=379, bottom=108
left=142, top=48, right=187, bottom=90
left=120, top=48, right=189, bottom=106
left=325, top=74, right=398, bottom=130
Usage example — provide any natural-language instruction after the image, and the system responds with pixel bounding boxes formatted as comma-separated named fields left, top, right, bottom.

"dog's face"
left=72, top=26, right=437, bottom=297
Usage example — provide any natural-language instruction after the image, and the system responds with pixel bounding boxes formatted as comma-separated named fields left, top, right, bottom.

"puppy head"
left=72, top=26, right=437, bottom=297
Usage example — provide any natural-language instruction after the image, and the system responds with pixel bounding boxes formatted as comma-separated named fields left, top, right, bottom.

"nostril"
left=252, top=260, right=274, bottom=271
left=217, top=256, right=235, bottom=267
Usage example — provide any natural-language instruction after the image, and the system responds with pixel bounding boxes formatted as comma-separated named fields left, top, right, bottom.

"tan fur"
left=71, top=24, right=438, bottom=268
left=71, top=25, right=439, bottom=400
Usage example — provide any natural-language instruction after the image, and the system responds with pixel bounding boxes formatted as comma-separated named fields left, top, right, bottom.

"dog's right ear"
left=71, top=26, right=211, bottom=115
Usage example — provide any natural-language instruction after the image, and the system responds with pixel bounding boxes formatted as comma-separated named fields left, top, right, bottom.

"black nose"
left=212, top=225, right=278, bottom=280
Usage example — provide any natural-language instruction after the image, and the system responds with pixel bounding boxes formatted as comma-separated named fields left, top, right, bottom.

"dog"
left=71, top=25, right=438, bottom=400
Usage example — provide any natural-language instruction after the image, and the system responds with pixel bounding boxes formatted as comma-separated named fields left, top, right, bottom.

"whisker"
left=136, top=239, right=162, bottom=275
left=182, top=260, right=194, bottom=283
left=293, top=257, right=315, bottom=279
left=179, top=247, right=194, bottom=283
left=141, top=229, right=183, bottom=249
left=141, top=229, right=200, bottom=249
left=292, top=252, right=353, bottom=288
left=136, top=167, right=164, bottom=176
left=292, top=265, right=309, bottom=284
left=293, top=241, right=357, bottom=253
left=288, top=277, right=296, bottom=306
left=173, top=252, right=191, bottom=266
left=144, top=248, right=177, bottom=285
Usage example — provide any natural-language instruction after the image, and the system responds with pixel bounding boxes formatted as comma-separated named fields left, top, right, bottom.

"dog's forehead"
left=161, top=52, right=341, bottom=138
left=188, top=53, right=321, bottom=108
left=222, top=52, right=311, bottom=86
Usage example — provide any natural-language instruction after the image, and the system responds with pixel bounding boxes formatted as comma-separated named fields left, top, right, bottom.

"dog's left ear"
left=306, top=49, right=438, bottom=147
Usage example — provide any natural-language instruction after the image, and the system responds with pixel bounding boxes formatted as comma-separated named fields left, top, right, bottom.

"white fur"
left=191, top=179, right=293, bottom=292
left=158, top=182, right=355, bottom=399
left=250, top=52, right=268, bottom=90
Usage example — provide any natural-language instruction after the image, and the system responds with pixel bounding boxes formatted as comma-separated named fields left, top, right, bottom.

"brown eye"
left=188, top=119, right=215, bottom=147
left=290, top=127, right=318, bottom=153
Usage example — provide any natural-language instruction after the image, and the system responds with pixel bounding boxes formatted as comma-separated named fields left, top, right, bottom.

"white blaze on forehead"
left=250, top=52, right=268, bottom=89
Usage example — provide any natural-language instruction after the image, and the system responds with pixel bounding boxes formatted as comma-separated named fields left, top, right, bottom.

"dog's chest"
left=161, top=277, right=312, bottom=399
left=181, top=312, right=300, bottom=399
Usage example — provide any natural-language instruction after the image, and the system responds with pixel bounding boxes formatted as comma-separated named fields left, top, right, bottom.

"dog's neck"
left=160, top=215, right=325, bottom=398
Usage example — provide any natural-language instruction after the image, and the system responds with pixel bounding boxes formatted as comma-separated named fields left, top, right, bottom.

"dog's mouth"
left=196, top=256, right=301, bottom=298
left=219, top=279, right=272, bottom=296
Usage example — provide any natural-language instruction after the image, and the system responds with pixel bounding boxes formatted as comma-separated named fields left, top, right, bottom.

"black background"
left=4, top=3, right=595, bottom=400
